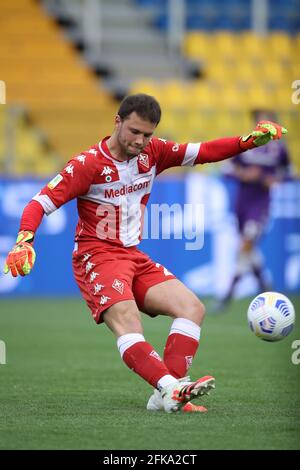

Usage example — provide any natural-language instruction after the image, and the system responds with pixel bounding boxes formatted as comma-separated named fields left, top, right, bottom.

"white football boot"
left=147, top=376, right=191, bottom=411
left=161, top=375, right=215, bottom=413
left=147, top=375, right=214, bottom=413
left=146, top=388, right=164, bottom=411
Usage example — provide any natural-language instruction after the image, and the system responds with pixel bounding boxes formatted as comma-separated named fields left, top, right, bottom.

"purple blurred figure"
left=217, top=110, right=292, bottom=310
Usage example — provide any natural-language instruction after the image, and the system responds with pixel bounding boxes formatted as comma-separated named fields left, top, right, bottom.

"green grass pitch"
left=0, top=296, right=299, bottom=450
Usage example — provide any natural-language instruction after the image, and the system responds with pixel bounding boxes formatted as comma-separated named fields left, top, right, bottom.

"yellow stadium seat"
left=290, top=63, right=300, bottom=81
left=239, top=32, right=267, bottom=64
left=235, top=61, right=262, bottom=83
left=184, top=32, right=213, bottom=62
left=206, top=60, right=237, bottom=82
left=129, top=79, right=159, bottom=96
left=273, top=88, right=295, bottom=109
left=261, top=61, right=288, bottom=86
left=160, top=81, right=187, bottom=108
left=211, top=31, right=242, bottom=65
left=188, top=83, right=219, bottom=110
left=267, top=33, right=293, bottom=60
left=0, top=0, right=115, bottom=174
left=218, top=86, right=248, bottom=110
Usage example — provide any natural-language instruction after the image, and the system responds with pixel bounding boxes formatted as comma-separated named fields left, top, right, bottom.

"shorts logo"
left=149, top=350, right=162, bottom=362
left=155, top=263, right=173, bottom=277
left=94, top=283, right=104, bottom=295
left=138, top=153, right=149, bottom=169
left=100, top=295, right=111, bottom=305
left=90, top=271, right=99, bottom=282
left=47, top=174, right=63, bottom=189
left=112, top=279, right=124, bottom=294
left=85, top=261, right=95, bottom=274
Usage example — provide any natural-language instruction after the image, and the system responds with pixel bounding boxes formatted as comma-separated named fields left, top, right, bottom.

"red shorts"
left=72, top=244, right=176, bottom=324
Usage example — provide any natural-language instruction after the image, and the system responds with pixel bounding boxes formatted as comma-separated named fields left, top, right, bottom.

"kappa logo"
left=101, top=166, right=115, bottom=176
left=85, top=261, right=95, bottom=274
left=82, top=253, right=92, bottom=263
left=93, top=283, right=104, bottom=295
left=112, top=279, right=124, bottom=294
left=100, top=295, right=111, bottom=305
left=76, top=155, right=86, bottom=165
left=90, top=271, right=99, bottom=282
left=65, top=164, right=74, bottom=177
left=138, top=153, right=149, bottom=169
left=101, top=166, right=115, bottom=183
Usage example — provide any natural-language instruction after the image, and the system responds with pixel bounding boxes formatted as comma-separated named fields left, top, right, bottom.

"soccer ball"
left=247, top=292, right=295, bottom=342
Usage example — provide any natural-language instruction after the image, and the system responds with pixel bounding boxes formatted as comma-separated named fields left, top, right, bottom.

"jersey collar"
left=99, top=137, right=129, bottom=163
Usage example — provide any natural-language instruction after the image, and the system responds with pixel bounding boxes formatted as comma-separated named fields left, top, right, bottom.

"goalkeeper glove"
left=3, top=230, right=36, bottom=277
left=239, top=120, right=287, bottom=151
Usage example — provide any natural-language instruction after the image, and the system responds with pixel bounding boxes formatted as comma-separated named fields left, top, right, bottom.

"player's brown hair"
left=118, top=93, right=161, bottom=125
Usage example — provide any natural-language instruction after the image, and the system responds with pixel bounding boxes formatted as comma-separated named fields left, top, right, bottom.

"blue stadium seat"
left=137, top=0, right=300, bottom=33
left=135, top=0, right=167, bottom=7
left=269, top=15, right=293, bottom=32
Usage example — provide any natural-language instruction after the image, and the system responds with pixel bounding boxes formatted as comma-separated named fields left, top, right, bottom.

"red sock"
left=123, top=341, right=171, bottom=388
left=164, top=333, right=199, bottom=379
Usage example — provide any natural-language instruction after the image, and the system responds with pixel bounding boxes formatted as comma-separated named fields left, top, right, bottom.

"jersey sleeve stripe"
left=182, top=143, right=201, bottom=166
left=33, top=193, right=57, bottom=215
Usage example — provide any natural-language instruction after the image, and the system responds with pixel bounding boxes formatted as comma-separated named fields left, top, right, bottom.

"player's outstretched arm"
left=4, top=230, right=36, bottom=277
left=196, top=121, right=287, bottom=165
left=239, top=120, right=288, bottom=151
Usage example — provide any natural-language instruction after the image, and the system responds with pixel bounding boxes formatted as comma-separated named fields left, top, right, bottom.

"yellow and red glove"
left=239, top=120, right=287, bottom=151
left=3, top=230, right=36, bottom=277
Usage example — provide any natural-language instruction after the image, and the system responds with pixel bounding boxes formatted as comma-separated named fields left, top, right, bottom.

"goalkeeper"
left=3, top=94, right=287, bottom=414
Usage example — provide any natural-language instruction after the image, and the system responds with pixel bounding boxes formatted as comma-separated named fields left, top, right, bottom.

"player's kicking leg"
left=74, top=251, right=215, bottom=413
left=141, top=277, right=215, bottom=412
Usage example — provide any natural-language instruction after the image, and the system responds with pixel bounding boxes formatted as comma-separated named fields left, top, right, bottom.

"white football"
left=247, top=292, right=295, bottom=342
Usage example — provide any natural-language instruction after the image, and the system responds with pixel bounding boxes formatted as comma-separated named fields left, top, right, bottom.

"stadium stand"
left=135, top=0, right=300, bottom=34
left=0, top=0, right=116, bottom=175
left=1, top=0, right=299, bottom=174
left=0, top=105, right=57, bottom=176
left=131, top=0, right=300, bottom=174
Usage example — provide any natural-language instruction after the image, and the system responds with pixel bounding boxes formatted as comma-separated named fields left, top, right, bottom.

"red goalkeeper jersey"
left=31, top=135, right=241, bottom=249
left=33, top=136, right=204, bottom=248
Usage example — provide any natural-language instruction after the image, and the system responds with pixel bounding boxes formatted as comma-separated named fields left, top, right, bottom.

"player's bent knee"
left=172, top=297, right=205, bottom=325
left=184, top=298, right=206, bottom=325
left=194, top=299, right=206, bottom=324
left=103, top=300, right=143, bottom=337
